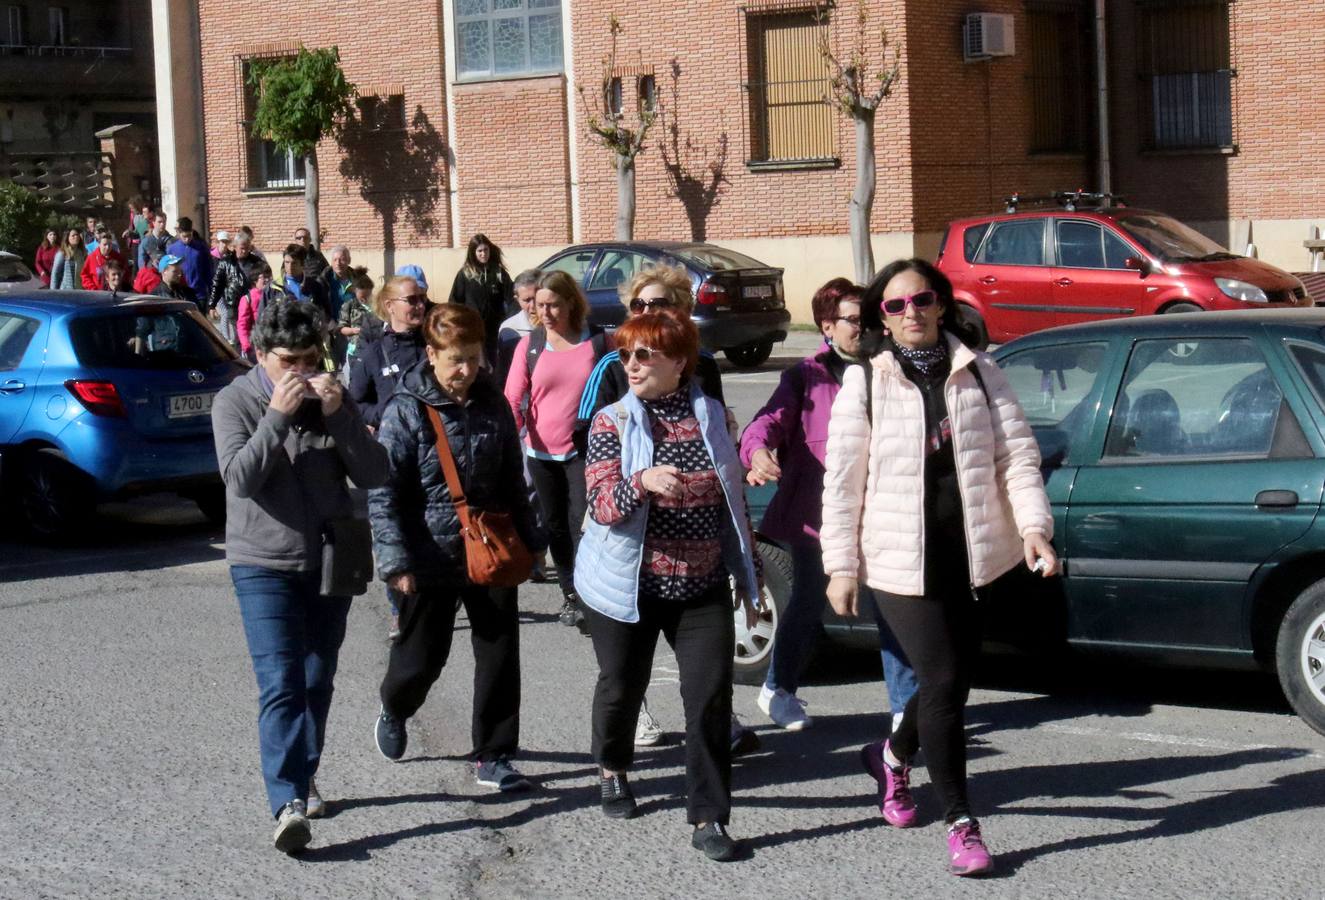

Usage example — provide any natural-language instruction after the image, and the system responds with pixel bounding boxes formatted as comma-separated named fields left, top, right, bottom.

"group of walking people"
left=212, top=236, right=1058, bottom=874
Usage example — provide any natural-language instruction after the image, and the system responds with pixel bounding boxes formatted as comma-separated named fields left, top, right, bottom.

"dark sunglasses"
left=617, top=347, right=660, bottom=366
left=628, top=297, right=674, bottom=314
left=833, top=314, right=863, bottom=328
left=393, top=294, right=428, bottom=306
left=882, top=290, right=938, bottom=316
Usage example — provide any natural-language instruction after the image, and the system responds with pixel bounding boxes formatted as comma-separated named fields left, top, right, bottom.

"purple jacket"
left=739, top=347, right=850, bottom=546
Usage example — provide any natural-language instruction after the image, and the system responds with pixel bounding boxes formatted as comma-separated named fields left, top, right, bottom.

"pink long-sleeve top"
left=503, top=332, right=597, bottom=460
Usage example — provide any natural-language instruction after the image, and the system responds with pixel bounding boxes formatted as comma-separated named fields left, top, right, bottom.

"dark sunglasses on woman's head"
left=881, top=289, right=938, bottom=316
left=628, top=297, right=673, bottom=314
left=617, top=347, right=659, bottom=366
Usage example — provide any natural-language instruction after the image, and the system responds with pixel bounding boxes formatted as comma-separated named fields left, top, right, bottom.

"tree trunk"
left=304, top=149, right=320, bottom=250
left=849, top=111, right=877, bottom=285
left=615, top=154, right=635, bottom=241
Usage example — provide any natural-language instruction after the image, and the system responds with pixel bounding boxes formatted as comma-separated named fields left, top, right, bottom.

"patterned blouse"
left=586, top=387, right=750, bottom=603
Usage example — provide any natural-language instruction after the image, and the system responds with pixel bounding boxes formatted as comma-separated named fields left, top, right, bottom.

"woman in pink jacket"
left=821, top=258, right=1058, bottom=877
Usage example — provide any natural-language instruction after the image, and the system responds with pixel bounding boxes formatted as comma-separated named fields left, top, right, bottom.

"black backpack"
left=524, top=324, right=611, bottom=379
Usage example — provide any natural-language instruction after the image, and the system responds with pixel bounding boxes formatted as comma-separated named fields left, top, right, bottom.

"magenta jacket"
left=739, top=347, right=850, bottom=546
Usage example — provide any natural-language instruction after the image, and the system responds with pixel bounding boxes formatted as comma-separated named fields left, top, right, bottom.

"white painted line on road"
left=1043, top=723, right=1323, bottom=760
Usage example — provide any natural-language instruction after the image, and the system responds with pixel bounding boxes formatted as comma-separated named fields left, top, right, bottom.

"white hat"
left=215, top=229, right=232, bottom=242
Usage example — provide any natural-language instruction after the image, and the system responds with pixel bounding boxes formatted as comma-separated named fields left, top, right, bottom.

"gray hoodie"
left=212, top=366, right=389, bottom=572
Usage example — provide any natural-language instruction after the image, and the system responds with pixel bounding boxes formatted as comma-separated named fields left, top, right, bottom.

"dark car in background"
left=0, top=291, right=247, bottom=538
left=737, top=309, right=1325, bottom=736
left=538, top=241, right=791, bottom=368
left=936, top=194, right=1312, bottom=347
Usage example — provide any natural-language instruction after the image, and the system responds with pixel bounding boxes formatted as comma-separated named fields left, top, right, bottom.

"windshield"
left=1116, top=214, right=1234, bottom=262
left=670, top=246, right=770, bottom=271
left=70, top=307, right=238, bottom=369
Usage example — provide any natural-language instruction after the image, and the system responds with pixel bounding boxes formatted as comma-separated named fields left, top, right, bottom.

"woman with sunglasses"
left=821, top=258, right=1057, bottom=877
left=349, top=275, right=430, bottom=432
left=578, top=310, right=760, bottom=862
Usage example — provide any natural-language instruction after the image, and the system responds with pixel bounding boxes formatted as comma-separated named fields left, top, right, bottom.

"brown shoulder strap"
left=424, top=404, right=472, bottom=527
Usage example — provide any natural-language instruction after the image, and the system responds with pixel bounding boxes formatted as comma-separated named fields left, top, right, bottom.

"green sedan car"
left=736, top=309, right=1325, bottom=737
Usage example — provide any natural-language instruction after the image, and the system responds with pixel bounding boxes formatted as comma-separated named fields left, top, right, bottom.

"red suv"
left=936, top=194, right=1312, bottom=346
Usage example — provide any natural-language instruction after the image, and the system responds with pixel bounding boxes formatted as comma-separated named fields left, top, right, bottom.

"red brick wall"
left=452, top=77, right=572, bottom=246
left=197, top=0, right=452, bottom=256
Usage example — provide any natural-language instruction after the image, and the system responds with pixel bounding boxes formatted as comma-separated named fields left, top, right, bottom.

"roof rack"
left=1003, top=189, right=1127, bottom=214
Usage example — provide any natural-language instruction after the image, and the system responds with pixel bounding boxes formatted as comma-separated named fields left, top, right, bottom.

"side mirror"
left=1124, top=256, right=1151, bottom=276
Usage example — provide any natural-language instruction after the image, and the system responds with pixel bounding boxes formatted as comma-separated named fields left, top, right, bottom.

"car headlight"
left=1215, top=278, right=1268, bottom=303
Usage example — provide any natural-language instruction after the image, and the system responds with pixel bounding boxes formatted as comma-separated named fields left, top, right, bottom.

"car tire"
left=17, top=449, right=92, bottom=541
left=724, top=339, right=774, bottom=369
left=733, top=540, right=792, bottom=686
left=1161, top=302, right=1203, bottom=314
left=1275, top=581, right=1325, bottom=737
left=192, top=486, right=227, bottom=525
left=958, top=304, right=990, bottom=350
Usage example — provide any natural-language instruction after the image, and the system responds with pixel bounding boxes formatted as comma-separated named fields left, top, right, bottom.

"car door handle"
left=1054, top=277, right=1074, bottom=287
left=978, top=276, right=997, bottom=285
left=0, top=379, right=25, bottom=394
left=1255, top=490, right=1299, bottom=508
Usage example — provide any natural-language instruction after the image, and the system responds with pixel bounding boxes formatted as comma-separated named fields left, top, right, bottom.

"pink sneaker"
left=947, top=817, right=994, bottom=876
left=859, top=740, right=917, bottom=827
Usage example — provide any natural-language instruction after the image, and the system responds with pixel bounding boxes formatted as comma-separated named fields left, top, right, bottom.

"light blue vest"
left=574, top=382, right=761, bottom=623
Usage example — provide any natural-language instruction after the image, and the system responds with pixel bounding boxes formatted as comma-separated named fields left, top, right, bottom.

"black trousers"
left=587, top=583, right=734, bottom=825
left=379, top=583, right=520, bottom=761
left=526, top=456, right=587, bottom=600
left=872, top=567, right=982, bottom=824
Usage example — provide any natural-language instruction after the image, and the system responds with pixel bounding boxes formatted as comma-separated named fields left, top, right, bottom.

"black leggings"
left=872, top=576, right=982, bottom=824
left=526, top=456, right=587, bottom=601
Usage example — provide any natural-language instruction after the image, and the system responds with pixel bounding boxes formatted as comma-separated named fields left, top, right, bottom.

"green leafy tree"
left=247, top=47, right=356, bottom=248
left=0, top=180, right=51, bottom=258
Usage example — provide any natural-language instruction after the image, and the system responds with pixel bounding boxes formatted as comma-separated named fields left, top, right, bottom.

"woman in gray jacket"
left=211, top=301, right=387, bottom=854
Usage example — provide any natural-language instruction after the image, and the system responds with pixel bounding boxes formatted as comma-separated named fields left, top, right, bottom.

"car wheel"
left=724, top=339, right=774, bottom=369
left=1161, top=302, right=1203, bottom=314
left=1275, top=581, right=1325, bottom=737
left=18, top=449, right=92, bottom=540
left=958, top=304, right=989, bottom=350
left=733, top=540, right=792, bottom=686
left=192, top=486, right=227, bottom=525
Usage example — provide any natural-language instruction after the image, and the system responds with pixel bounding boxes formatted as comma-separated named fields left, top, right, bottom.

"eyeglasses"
left=617, top=347, right=661, bottom=366
left=833, top=314, right=863, bottom=328
left=392, top=294, right=428, bottom=306
left=881, top=290, right=938, bottom=317
left=628, top=297, right=674, bottom=314
left=272, top=349, right=322, bottom=368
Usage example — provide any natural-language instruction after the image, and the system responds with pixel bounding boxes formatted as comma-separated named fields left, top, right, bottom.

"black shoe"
left=375, top=707, right=407, bottom=761
left=691, top=822, right=738, bottom=861
left=559, top=596, right=585, bottom=627
left=599, top=773, right=637, bottom=819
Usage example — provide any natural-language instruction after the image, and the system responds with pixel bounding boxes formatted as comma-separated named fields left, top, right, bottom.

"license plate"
left=165, top=392, right=215, bottom=418
left=743, top=284, right=773, bottom=299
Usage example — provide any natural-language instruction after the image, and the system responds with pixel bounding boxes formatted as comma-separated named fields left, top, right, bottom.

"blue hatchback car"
left=0, top=291, right=247, bottom=537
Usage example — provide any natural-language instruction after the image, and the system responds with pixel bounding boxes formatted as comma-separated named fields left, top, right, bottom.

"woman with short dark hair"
left=212, top=300, right=387, bottom=854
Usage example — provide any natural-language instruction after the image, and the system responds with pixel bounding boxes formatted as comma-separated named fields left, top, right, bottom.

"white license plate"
left=743, top=284, right=773, bottom=299
left=166, top=392, right=215, bottom=418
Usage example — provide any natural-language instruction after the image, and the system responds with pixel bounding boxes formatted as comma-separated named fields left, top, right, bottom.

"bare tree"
left=579, top=15, right=658, bottom=240
left=657, top=59, right=730, bottom=242
left=819, top=3, right=901, bottom=284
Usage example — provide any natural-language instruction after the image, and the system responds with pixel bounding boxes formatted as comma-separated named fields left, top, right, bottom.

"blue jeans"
left=231, top=565, right=351, bottom=818
left=765, top=543, right=918, bottom=716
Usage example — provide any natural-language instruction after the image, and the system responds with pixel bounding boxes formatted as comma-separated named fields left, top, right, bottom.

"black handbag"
left=319, top=515, right=375, bottom=597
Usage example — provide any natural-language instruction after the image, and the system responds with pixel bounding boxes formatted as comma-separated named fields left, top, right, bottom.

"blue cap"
left=395, top=264, right=428, bottom=292
left=159, top=254, right=183, bottom=269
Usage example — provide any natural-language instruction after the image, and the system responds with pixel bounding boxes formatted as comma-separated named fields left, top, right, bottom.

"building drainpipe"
left=440, top=2, right=462, bottom=248
left=561, top=0, right=581, bottom=242
left=1095, top=0, right=1112, bottom=195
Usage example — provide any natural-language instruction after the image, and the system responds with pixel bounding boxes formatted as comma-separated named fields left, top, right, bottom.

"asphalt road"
left=1, top=334, right=1322, bottom=898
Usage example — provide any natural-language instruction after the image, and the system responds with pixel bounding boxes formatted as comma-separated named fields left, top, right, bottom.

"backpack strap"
left=524, top=327, right=549, bottom=379
left=861, top=355, right=990, bottom=427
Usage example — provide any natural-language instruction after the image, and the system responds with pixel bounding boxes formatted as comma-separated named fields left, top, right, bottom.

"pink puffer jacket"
left=820, top=333, right=1052, bottom=596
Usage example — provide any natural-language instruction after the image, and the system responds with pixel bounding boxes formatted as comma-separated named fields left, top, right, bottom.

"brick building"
left=164, top=0, right=1324, bottom=321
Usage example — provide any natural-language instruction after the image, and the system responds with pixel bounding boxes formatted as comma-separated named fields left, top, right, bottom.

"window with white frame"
left=455, top=0, right=563, bottom=79
left=242, top=58, right=306, bottom=189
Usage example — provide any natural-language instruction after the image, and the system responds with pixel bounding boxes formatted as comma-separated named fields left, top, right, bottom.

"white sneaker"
left=758, top=686, right=812, bottom=731
left=306, top=777, right=325, bottom=819
left=634, top=705, right=665, bottom=747
left=273, top=800, right=311, bottom=854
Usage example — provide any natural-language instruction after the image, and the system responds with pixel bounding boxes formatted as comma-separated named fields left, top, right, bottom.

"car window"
left=0, top=311, right=40, bottom=370
left=670, top=246, right=766, bottom=271
left=978, top=219, right=1046, bottom=266
left=543, top=250, right=597, bottom=283
left=962, top=223, right=991, bottom=262
left=1103, top=229, right=1135, bottom=269
left=588, top=250, right=649, bottom=291
left=69, top=309, right=236, bottom=370
left=1103, top=338, right=1310, bottom=460
left=1057, top=221, right=1106, bottom=269
left=1116, top=214, right=1228, bottom=263
left=0, top=257, right=34, bottom=283
left=999, top=341, right=1108, bottom=465
left=1288, top=343, right=1325, bottom=408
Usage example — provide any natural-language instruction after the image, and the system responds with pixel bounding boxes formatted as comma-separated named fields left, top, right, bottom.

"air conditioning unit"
left=964, top=13, right=1015, bottom=61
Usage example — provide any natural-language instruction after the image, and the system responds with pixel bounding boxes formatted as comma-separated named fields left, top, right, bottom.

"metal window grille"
left=1026, top=1, right=1088, bottom=153
left=238, top=57, right=306, bottom=190
left=47, top=6, right=65, bottom=45
left=454, top=0, right=563, bottom=80
left=1135, top=0, right=1234, bottom=149
left=7, top=5, right=26, bottom=45
left=741, top=6, right=835, bottom=164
